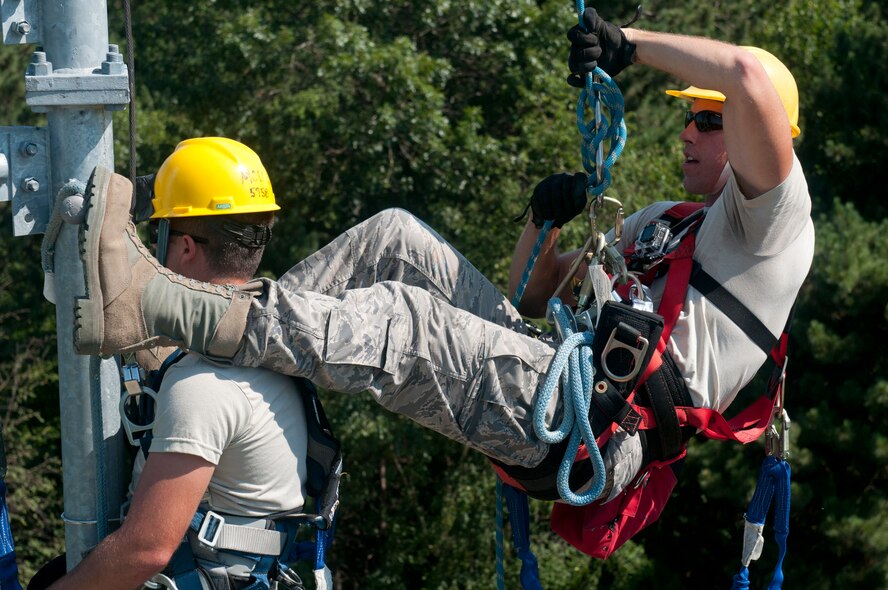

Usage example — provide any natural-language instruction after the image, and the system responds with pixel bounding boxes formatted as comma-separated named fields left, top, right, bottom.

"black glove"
left=528, top=172, right=587, bottom=229
left=567, top=8, right=636, bottom=87
left=133, top=173, right=156, bottom=223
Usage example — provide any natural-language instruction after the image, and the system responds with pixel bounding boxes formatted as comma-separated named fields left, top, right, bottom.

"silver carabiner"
left=766, top=408, right=791, bottom=460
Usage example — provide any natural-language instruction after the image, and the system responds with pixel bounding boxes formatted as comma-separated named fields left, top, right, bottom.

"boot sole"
left=73, top=166, right=111, bottom=356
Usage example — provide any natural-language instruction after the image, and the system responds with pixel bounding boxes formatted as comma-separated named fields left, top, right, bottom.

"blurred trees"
left=0, top=0, right=884, bottom=587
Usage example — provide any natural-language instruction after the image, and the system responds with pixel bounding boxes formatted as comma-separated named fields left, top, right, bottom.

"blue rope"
left=575, top=1, right=627, bottom=198
left=0, top=480, right=22, bottom=590
left=576, top=68, right=626, bottom=198
left=534, top=299, right=607, bottom=505
left=496, top=4, right=627, bottom=586
left=511, top=220, right=554, bottom=309
left=495, top=478, right=506, bottom=590
left=731, top=456, right=791, bottom=589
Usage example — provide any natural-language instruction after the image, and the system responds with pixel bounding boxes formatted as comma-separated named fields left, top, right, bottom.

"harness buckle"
left=601, top=323, right=649, bottom=383
left=119, top=384, right=158, bottom=447
left=197, top=511, right=225, bottom=548
left=144, top=573, right=179, bottom=590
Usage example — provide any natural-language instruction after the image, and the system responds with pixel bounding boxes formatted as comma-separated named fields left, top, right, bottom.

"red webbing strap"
left=632, top=394, right=777, bottom=444
left=637, top=231, right=697, bottom=385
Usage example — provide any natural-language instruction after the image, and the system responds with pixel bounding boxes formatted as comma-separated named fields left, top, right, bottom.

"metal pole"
left=37, top=0, right=127, bottom=570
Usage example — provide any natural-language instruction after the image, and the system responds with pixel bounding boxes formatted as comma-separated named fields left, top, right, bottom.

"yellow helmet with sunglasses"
left=665, top=46, right=800, bottom=138
left=151, top=137, right=280, bottom=219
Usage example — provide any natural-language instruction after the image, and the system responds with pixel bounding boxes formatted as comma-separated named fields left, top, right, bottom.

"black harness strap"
left=634, top=351, right=694, bottom=461
left=689, top=262, right=779, bottom=356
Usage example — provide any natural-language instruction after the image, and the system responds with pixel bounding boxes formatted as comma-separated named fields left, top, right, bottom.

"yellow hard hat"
left=665, top=46, right=801, bottom=138
left=151, top=137, right=280, bottom=219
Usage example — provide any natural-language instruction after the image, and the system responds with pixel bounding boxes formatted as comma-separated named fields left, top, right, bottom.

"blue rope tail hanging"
left=495, top=478, right=506, bottom=590
left=731, top=456, right=791, bottom=590
left=502, top=483, right=543, bottom=590
left=0, top=479, right=23, bottom=590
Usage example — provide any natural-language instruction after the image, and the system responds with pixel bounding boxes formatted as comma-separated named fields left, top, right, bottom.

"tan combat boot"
left=74, top=166, right=254, bottom=358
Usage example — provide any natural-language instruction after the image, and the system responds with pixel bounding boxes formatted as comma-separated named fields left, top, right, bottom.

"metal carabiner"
left=766, top=408, right=791, bottom=460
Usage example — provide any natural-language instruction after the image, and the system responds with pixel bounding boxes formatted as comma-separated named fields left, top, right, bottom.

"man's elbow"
left=128, top=547, right=176, bottom=581
left=730, top=49, right=773, bottom=99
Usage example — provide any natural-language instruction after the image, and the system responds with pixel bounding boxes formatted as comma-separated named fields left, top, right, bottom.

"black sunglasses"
left=684, top=110, right=723, bottom=132
left=148, top=222, right=209, bottom=245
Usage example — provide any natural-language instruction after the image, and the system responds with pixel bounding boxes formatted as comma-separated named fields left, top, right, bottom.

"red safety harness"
left=492, top=202, right=791, bottom=559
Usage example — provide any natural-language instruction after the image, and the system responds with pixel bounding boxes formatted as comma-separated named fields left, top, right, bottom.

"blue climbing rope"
left=496, top=4, right=629, bottom=587
left=511, top=219, right=554, bottom=309
left=534, top=299, right=607, bottom=505
left=575, top=1, right=628, bottom=199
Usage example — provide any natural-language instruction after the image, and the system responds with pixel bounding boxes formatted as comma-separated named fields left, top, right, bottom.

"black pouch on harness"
left=587, top=301, right=664, bottom=436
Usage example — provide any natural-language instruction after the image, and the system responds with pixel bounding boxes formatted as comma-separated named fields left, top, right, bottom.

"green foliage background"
left=0, top=0, right=885, bottom=587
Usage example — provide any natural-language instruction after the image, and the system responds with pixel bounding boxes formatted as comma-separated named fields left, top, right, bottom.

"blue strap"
left=166, top=540, right=205, bottom=590
left=241, top=555, right=275, bottom=590
left=0, top=480, right=22, bottom=590
left=731, top=456, right=791, bottom=589
left=495, top=479, right=544, bottom=590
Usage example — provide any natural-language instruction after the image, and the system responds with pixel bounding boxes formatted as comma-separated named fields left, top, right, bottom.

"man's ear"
left=177, top=234, right=201, bottom=263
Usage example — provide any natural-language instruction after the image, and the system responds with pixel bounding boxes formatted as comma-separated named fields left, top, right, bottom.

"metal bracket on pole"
left=1, top=0, right=43, bottom=45
left=0, top=125, right=51, bottom=235
left=25, top=46, right=130, bottom=112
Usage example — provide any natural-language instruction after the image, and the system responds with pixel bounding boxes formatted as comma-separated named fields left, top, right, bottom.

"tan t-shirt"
left=600, top=153, right=813, bottom=500
left=616, top=152, right=814, bottom=411
left=132, top=354, right=309, bottom=517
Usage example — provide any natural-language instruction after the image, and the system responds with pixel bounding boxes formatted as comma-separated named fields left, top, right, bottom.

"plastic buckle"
left=601, top=323, right=649, bottom=383
left=197, top=511, right=225, bottom=548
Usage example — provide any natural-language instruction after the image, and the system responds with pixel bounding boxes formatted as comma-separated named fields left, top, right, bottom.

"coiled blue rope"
left=534, top=299, right=607, bottom=505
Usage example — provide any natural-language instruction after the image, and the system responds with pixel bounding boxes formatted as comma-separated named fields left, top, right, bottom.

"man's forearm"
left=624, top=29, right=752, bottom=98
left=48, top=528, right=166, bottom=590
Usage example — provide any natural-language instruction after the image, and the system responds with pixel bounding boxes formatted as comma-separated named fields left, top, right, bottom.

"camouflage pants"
left=235, top=208, right=558, bottom=467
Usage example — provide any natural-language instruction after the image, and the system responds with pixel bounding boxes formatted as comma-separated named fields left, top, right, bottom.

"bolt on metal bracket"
left=2, top=0, right=42, bottom=45
left=0, top=126, right=52, bottom=236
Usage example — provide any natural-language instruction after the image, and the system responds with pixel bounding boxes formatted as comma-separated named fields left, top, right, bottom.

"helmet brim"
left=665, top=86, right=801, bottom=138
left=665, top=86, right=726, bottom=103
